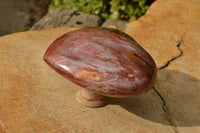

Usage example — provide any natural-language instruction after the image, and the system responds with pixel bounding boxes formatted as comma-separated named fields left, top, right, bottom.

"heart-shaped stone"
left=44, top=27, right=157, bottom=97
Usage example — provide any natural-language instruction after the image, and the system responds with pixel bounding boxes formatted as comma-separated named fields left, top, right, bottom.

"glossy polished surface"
left=44, top=28, right=157, bottom=97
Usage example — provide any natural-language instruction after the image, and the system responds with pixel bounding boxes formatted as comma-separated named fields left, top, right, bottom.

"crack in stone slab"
left=153, top=87, right=178, bottom=133
left=153, top=35, right=185, bottom=133
left=159, top=35, right=184, bottom=70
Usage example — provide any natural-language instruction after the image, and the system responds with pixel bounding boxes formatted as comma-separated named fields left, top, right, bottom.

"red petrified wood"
left=44, top=27, right=157, bottom=107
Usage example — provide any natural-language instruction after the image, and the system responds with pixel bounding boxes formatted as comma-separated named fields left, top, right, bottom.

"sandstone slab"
left=125, top=0, right=190, bottom=68
left=125, top=0, right=200, bottom=132
left=155, top=28, right=200, bottom=133
left=0, top=28, right=173, bottom=133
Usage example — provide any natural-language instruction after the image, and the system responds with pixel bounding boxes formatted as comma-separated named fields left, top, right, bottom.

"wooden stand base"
left=76, top=88, right=107, bottom=108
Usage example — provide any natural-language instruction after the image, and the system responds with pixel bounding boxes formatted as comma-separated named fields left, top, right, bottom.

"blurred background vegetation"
left=49, top=0, right=155, bottom=22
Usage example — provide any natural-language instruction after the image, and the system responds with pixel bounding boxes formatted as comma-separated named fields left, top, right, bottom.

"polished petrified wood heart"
left=44, top=27, right=157, bottom=107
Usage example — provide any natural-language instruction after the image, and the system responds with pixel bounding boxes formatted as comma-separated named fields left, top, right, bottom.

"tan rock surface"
left=126, top=0, right=200, bottom=132
left=0, top=0, right=200, bottom=132
left=125, top=0, right=200, bottom=68
left=155, top=31, right=200, bottom=133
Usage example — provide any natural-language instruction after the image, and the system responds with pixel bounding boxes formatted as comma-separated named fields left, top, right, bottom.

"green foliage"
left=48, top=0, right=154, bottom=22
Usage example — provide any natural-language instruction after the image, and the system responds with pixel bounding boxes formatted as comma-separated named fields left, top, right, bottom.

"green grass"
left=48, top=0, right=154, bottom=22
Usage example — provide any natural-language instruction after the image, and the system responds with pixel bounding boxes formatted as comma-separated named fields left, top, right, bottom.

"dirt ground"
left=0, top=0, right=50, bottom=36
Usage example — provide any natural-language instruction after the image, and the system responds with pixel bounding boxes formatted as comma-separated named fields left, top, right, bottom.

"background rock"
left=30, top=8, right=129, bottom=31
left=30, top=8, right=103, bottom=30
left=0, top=0, right=50, bottom=36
